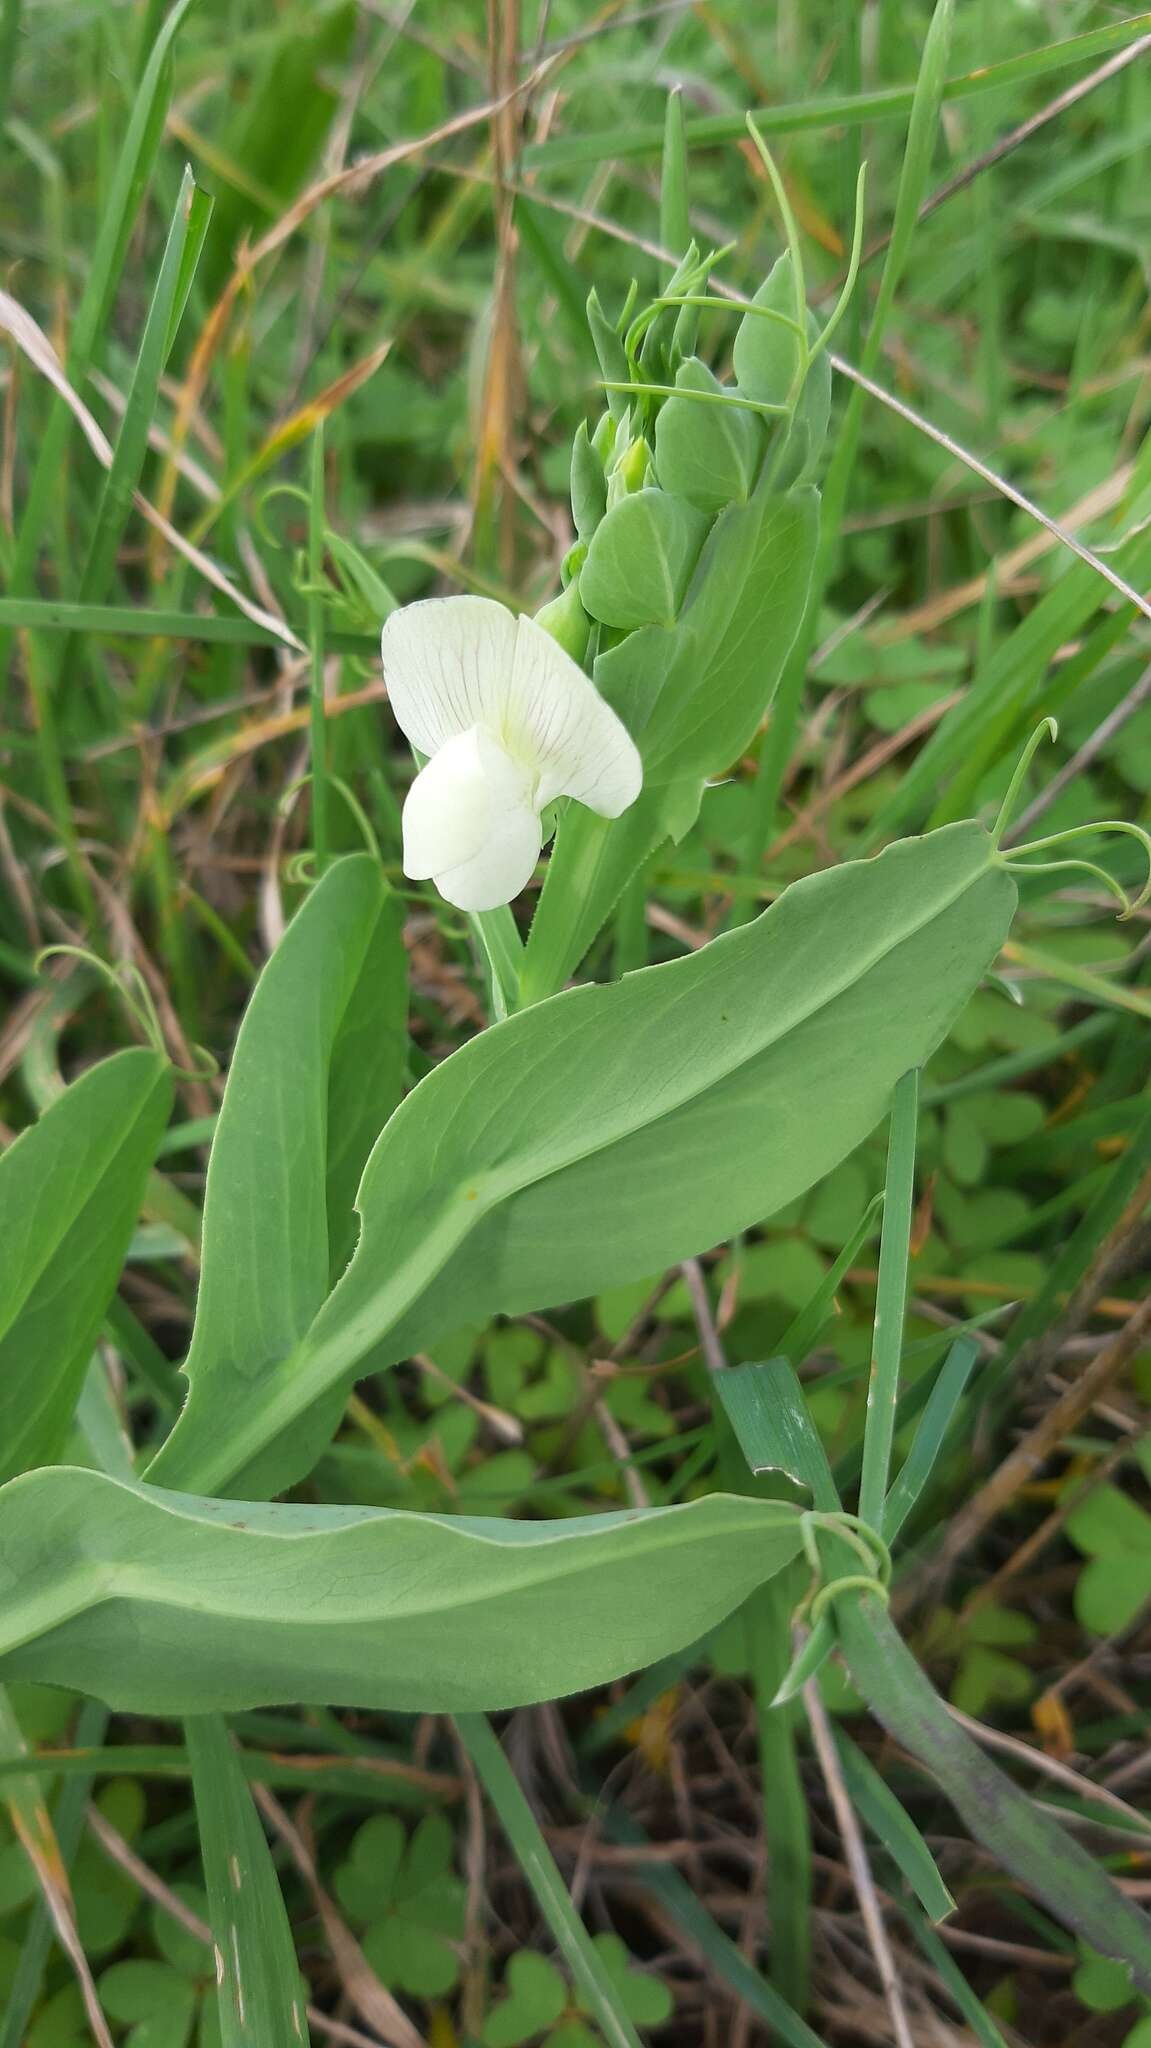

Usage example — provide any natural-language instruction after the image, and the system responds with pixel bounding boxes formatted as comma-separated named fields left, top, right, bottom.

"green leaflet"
left=0, top=1048, right=172, bottom=1484
left=148, top=854, right=405, bottom=1494
left=732, top=252, right=805, bottom=406
left=593, top=486, right=819, bottom=785
left=156, top=821, right=1015, bottom=1498
left=0, top=1470, right=804, bottom=1716
left=579, top=488, right=709, bottom=629
left=654, top=358, right=765, bottom=514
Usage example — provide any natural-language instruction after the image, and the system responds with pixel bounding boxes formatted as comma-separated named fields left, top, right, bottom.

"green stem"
left=456, top=1715, right=644, bottom=2048
left=471, top=905, right=524, bottom=1021
left=858, top=1067, right=919, bottom=1531
left=746, top=1579, right=812, bottom=2011
left=709, top=1368, right=812, bottom=2014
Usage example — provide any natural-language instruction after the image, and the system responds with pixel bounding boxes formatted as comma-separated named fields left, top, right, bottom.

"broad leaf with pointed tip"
left=0, top=1047, right=172, bottom=1484
left=0, top=1469, right=805, bottom=1716
left=154, top=821, right=1015, bottom=1499
left=149, top=854, right=405, bottom=1494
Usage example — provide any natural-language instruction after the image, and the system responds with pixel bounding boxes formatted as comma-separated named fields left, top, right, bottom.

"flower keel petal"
left=402, top=726, right=541, bottom=910
left=435, top=801, right=543, bottom=911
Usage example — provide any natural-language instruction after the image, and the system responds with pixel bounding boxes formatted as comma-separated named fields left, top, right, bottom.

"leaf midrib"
left=472, top=829, right=1000, bottom=1217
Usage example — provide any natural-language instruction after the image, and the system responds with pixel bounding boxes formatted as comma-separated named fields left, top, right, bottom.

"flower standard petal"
left=505, top=613, right=643, bottom=816
left=382, top=596, right=519, bottom=755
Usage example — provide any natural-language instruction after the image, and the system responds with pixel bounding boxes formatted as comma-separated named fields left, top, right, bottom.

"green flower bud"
left=534, top=577, right=591, bottom=665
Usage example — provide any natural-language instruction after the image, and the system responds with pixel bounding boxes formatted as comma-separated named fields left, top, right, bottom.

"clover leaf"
left=335, top=1813, right=464, bottom=1998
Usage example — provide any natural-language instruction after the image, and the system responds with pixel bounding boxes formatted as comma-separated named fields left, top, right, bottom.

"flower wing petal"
left=382, top=595, right=519, bottom=755
left=508, top=614, right=643, bottom=816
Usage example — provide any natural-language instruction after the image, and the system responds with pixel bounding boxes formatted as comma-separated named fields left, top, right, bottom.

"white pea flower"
left=381, top=594, right=643, bottom=912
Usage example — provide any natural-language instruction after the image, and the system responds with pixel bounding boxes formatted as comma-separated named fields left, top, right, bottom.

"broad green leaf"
left=149, top=854, right=404, bottom=1493
left=323, top=887, right=408, bottom=1277
left=1065, top=1483, right=1151, bottom=1560
left=654, top=359, right=764, bottom=513
left=0, top=1048, right=172, bottom=1484
left=0, top=1470, right=804, bottom=1715
left=1074, top=1951, right=1137, bottom=2013
left=163, top=821, right=1014, bottom=1497
left=184, top=1716, right=309, bottom=2048
left=579, top=488, right=709, bottom=629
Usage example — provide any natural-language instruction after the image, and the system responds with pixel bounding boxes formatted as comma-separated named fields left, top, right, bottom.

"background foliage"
left=2, top=0, right=1151, bottom=2042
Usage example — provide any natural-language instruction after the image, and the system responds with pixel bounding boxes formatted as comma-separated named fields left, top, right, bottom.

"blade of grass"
left=984, top=1094, right=1151, bottom=1397
left=185, top=1714, right=310, bottom=2048
left=0, top=1688, right=114, bottom=2046
left=659, top=86, right=689, bottom=268
left=883, top=1333, right=979, bottom=1540
left=455, top=1714, right=644, bottom=2048
left=0, top=1700, right=109, bottom=2048
left=0, top=0, right=195, bottom=717
left=858, top=1068, right=920, bottom=1533
left=838, top=1589, right=1151, bottom=1988
left=746, top=1581, right=814, bottom=2011
left=830, top=1727, right=955, bottom=1921
left=1002, top=939, right=1151, bottom=1021
left=603, top=1811, right=832, bottom=2048
left=58, top=167, right=212, bottom=714
left=904, top=1906, right=1011, bottom=2048
left=308, top=423, right=329, bottom=876
left=0, top=0, right=20, bottom=150
left=0, top=597, right=377, bottom=651
left=522, top=14, right=1151, bottom=168
left=776, top=1192, right=884, bottom=1364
